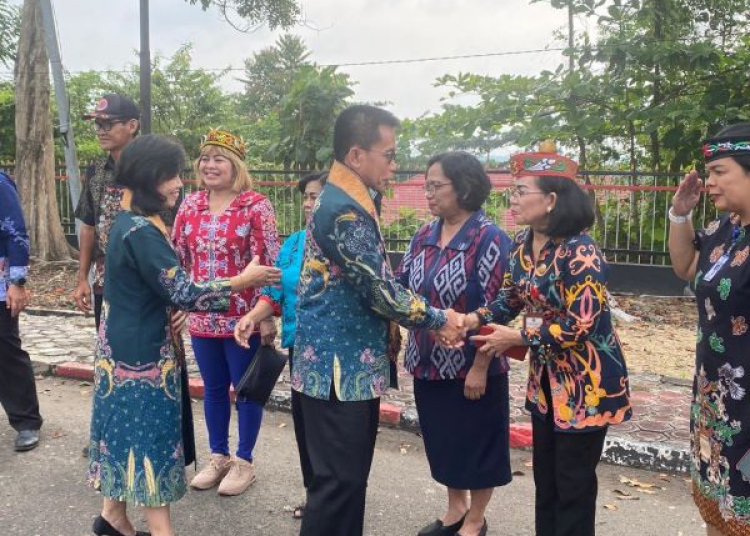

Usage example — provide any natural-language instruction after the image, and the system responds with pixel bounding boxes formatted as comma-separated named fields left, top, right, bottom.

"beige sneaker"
left=190, top=453, right=231, bottom=490
left=217, top=457, right=257, bottom=496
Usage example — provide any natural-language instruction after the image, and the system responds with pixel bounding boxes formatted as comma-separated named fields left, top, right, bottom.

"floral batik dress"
left=692, top=214, right=750, bottom=532
left=88, top=211, right=231, bottom=507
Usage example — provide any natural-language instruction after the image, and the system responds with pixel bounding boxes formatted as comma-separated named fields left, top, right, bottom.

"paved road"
left=0, top=378, right=704, bottom=536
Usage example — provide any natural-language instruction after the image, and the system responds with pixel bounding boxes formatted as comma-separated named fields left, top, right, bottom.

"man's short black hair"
left=298, top=171, right=328, bottom=194
left=333, top=105, right=400, bottom=162
left=116, top=135, right=185, bottom=216
left=715, top=123, right=750, bottom=173
left=426, top=152, right=491, bottom=212
left=536, top=176, right=595, bottom=238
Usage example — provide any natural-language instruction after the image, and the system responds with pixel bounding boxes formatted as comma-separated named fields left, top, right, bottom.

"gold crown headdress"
left=200, top=128, right=247, bottom=159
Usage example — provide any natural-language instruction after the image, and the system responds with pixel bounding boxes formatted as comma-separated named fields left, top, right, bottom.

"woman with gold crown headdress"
left=669, top=123, right=750, bottom=536
left=171, top=128, right=281, bottom=497
left=464, top=141, right=632, bottom=536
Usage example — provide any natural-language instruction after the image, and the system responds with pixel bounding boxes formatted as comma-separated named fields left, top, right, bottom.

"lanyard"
left=703, top=224, right=745, bottom=282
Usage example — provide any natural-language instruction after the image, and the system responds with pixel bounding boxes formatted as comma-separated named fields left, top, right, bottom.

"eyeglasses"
left=363, top=148, right=397, bottom=164
left=424, top=182, right=452, bottom=197
left=509, top=187, right=545, bottom=198
left=92, top=120, right=126, bottom=133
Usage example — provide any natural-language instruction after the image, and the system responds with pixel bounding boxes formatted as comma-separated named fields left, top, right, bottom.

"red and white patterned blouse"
left=172, top=189, right=280, bottom=338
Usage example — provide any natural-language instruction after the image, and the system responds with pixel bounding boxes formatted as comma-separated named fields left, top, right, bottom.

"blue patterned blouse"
left=0, top=173, right=29, bottom=302
left=396, top=210, right=512, bottom=380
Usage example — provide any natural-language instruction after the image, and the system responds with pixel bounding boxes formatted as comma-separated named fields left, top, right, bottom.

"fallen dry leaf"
left=278, top=422, right=287, bottom=428
left=603, top=504, right=619, bottom=511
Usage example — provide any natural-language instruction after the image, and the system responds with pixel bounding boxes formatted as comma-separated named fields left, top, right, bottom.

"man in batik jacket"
left=293, top=105, right=464, bottom=536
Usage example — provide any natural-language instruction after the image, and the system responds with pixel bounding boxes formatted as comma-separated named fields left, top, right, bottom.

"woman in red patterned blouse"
left=172, top=128, right=281, bottom=496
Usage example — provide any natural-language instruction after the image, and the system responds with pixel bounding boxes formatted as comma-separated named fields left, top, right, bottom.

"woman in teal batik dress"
left=87, top=135, right=265, bottom=536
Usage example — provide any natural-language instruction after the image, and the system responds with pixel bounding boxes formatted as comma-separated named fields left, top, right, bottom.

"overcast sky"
left=27, top=0, right=574, bottom=120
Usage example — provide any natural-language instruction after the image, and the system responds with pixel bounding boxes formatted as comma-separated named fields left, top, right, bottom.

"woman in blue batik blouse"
left=234, top=171, right=327, bottom=520
left=466, top=145, right=631, bottom=536
left=396, top=152, right=512, bottom=536
left=87, top=135, right=266, bottom=536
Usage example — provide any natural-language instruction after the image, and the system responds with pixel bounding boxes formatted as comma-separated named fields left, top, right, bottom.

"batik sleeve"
left=126, top=220, right=231, bottom=312
left=170, top=201, right=191, bottom=272
left=0, top=176, right=30, bottom=281
left=315, top=207, right=446, bottom=330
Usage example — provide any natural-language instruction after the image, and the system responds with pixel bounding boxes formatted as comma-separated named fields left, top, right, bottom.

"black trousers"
left=298, top=386, right=380, bottom=536
left=532, top=398, right=607, bottom=536
left=288, top=348, right=312, bottom=489
left=0, top=303, right=42, bottom=432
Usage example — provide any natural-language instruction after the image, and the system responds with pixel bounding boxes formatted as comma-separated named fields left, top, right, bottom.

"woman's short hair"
left=536, top=175, right=595, bottom=238
left=714, top=123, right=750, bottom=174
left=426, top=152, right=491, bottom=212
left=297, top=172, right=328, bottom=194
left=116, top=135, right=185, bottom=216
left=194, top=144, right=253, bottom=192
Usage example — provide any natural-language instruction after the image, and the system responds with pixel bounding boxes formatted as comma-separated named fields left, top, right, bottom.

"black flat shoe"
left=456, top=518, right=487, bottom=536
left=418, top=515, right=466, bottom=536
left=92, top=515, right=151, bottom=536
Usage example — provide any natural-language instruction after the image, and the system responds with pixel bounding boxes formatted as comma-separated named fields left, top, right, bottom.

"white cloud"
left=34, top=0, right=567, bottom=119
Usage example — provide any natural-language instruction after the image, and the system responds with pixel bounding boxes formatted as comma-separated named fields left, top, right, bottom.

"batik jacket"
left=293, top=161, right=447, bottom=402
left=480, top=228, right=631, bottom=432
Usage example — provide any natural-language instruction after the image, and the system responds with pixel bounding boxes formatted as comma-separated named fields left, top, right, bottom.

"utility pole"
left=140, top=0, right=151, bottom=134
left=568, top=1, right=575, bottom=72
left=39, top=0, right=81, bottom=236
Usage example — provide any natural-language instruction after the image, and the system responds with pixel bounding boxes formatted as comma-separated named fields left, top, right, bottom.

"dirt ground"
left=27, top=261, right=699, bottom=381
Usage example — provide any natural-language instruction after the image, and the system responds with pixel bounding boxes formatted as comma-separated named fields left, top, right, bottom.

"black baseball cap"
left=83, top=93, right=140, bottom=121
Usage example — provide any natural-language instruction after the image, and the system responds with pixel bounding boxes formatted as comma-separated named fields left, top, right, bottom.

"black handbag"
left=236, top=345, right=287, bottom=406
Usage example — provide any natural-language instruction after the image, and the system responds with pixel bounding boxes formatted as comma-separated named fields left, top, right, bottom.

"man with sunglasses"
left=73, top=94, right=179, bottom=330
left=293, top=105, right=465, bottom=536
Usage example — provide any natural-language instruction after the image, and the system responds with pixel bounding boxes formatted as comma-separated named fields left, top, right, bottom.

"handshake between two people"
left=436, top=311, right=525, bottom=358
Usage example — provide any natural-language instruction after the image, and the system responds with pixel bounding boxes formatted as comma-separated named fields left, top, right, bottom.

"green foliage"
left=238, top=34, right=311, bottom=120
left=0, top=81, right=14, bottom=160
left=0, top=0, right=19, bottom=68
left=273, top=65, right=354, bottom=169
left=185, top=0, right=300, bottom=29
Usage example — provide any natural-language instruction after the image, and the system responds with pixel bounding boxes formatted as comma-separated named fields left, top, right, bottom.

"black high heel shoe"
left=92, top=515, right=151, bottom=536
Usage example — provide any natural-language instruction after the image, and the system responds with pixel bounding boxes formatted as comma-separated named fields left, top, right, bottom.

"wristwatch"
left=9, top=276, right=27, bottom=287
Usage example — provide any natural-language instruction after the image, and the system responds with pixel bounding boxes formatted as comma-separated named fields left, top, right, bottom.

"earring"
left=546, top=206, right=553, bottom=214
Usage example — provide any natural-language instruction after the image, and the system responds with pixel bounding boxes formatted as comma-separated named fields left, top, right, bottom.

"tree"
left=238, top=34, right=311, bottom=120
left=14, top=0, right=70, bottom=260
left=186, top=0, right=300, bottom=31
left=272, top=65, right=354, bottom=169
left=110, top=44, right=235, bottom=155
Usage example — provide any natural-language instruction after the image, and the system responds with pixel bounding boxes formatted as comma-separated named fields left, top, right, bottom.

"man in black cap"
left=73, top=93, right=142, bottom=328
left=73, top=94, right=181, bottom=329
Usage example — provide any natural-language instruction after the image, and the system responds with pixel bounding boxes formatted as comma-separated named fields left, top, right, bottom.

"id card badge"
left=523, top=313, right=544, bottom=331
left=703, top=253, right=730, bottom=282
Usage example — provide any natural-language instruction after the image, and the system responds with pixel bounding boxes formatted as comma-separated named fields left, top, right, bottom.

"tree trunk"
left=14, top=0, right=70, bottom=260
left=576, top=134, right=604, bottom=230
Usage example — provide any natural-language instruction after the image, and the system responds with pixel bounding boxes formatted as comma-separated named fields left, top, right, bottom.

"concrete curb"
left=50, top=361, right=689, bottom=473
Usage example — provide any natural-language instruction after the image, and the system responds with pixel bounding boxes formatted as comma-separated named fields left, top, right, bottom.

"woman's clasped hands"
left=469, top=324, right=524, bottom=358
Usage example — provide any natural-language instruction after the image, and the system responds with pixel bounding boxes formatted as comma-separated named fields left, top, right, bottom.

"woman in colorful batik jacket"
left=395, top=152, right=512, bottom=536
left=669, top=123, right=750, bottom=536
left=465, top=145, right=631, bottom=536
left=172, top=128, right=281, bottom=497
left=87, top=135, right=265, bottom=536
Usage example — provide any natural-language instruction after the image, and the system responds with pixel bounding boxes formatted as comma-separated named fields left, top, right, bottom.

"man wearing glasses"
left=293, top=105, right=465, bottom=536
left=72, top=94, right=179, bottom=330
